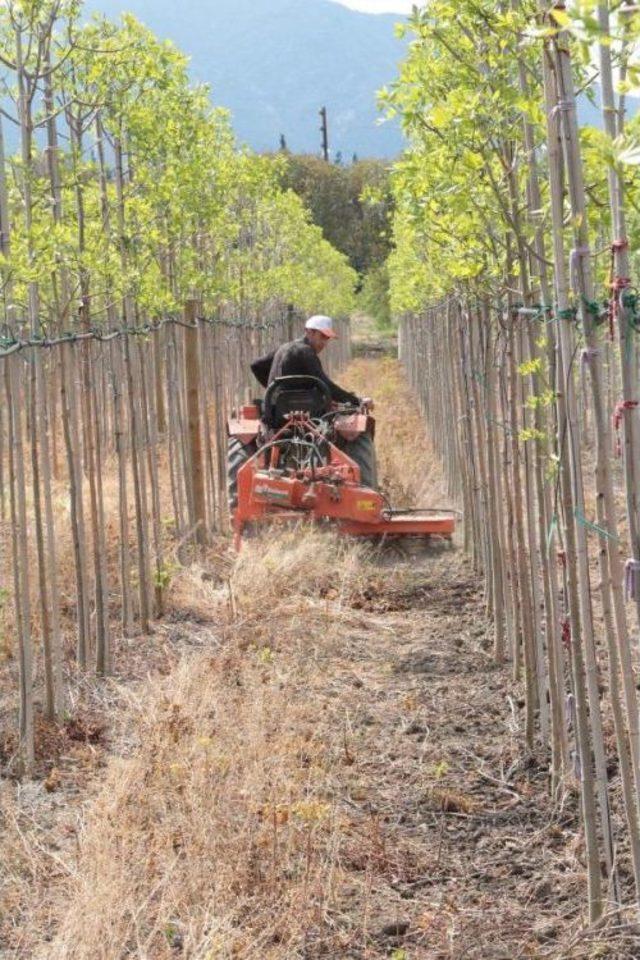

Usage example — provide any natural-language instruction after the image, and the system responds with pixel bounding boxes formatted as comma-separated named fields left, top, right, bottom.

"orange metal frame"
left=231, top=412, right=456, bottom=547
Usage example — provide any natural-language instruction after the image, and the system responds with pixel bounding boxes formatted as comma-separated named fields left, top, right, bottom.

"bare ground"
left=2, top=356, right=640, bottom=959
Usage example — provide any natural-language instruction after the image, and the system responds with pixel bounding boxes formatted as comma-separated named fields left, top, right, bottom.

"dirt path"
left=291, top=549, right=564, bottom=958
left=3, top=356, right=637, bottom=959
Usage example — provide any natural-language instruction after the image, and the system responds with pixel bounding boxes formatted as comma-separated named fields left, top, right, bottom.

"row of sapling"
left=0, top=0, right=356, bottom=774
left=389, top=0, right=640, bottom=923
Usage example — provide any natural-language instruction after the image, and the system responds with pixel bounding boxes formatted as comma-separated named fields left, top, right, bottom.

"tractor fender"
left=227, top=419, right=260, bottom=445
left=228, top=403, right=261, bottom=445
left=334, top=412, right=375, bottom=443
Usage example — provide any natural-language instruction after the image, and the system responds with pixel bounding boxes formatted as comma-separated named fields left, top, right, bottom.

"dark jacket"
left=251, top=336, right=359, bottom=405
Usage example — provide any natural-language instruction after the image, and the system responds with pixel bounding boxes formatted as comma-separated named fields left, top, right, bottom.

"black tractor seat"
left=263, top=375, right=332, bottom=429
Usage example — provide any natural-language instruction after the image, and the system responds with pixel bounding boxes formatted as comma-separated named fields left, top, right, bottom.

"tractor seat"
left=263, top=375, right=332, bottom=429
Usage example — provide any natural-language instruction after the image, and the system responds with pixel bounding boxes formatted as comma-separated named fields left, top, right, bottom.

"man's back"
left=248, top=324, right=377, bottom=488
left=251, top=335, right=358, bottom=405
left=268, top=337, right=317, bottom=383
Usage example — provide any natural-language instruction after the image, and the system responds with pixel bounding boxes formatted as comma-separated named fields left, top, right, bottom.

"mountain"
left=578, top=88, right=640, bottom=130
left=83, top=0, right=408, bottom=158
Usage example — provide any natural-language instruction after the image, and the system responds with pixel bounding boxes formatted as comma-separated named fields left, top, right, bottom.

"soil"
left=264, top=544, right=637, bottom=959
left=2, top=354, right=640, bottom=959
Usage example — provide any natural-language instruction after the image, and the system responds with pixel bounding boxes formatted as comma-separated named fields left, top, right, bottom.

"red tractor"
left=227, top=375, right=456, bottom=548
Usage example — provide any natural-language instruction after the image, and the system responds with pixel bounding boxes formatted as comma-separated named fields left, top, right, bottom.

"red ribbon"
left=611, top=276, right=632, bottom=292
left=612, top=238, right=630, bottom=253
left=613, top=400, right=639, bottom=456
left=609, top=275, right=632, bottom=340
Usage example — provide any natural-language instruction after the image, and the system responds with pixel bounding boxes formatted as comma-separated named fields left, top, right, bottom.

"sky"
left=334, top=1, right=415, bottom=12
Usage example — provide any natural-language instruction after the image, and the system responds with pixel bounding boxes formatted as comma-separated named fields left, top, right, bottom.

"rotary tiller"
left=227, top=375, right=456, bottom=548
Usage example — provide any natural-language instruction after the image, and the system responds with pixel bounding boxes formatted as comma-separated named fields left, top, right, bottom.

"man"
left=250, top=314, right=377, bottom=488
left=250, top=314, right=361, bottom=405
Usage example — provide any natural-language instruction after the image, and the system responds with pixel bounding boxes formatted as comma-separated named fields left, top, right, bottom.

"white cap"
left=305, top=314, right=338, bottom=339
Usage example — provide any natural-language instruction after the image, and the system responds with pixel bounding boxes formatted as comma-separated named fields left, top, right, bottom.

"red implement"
left=229, top=403, right=456, bottom=548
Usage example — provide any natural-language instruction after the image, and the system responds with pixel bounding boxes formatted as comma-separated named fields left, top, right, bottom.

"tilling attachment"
left=228, top=396, right=457, bottom=548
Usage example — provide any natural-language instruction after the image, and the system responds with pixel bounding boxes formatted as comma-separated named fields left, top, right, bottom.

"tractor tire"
left=227, top=437, right=257, bottom=511
left=346, top=433, right=378, bottom=490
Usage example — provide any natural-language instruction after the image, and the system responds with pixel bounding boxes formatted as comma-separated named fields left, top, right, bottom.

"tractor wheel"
left=346, top=433, right=378, bottom=490
left=227, top=437, right=257, bottom=510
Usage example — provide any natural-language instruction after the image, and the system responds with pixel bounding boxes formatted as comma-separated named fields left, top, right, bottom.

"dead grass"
left=43, top=643, right=343, bottom=958
left=2, top=357, right=453, bottom=959
left=347, top=356, right=449, bottom=510
left=17, top=528, right=388, bottom=960
left=229, top=526, right=368, bottom=616
left=5, top=356, right=639, bottom=959
left=0, top=443, right=178, bottom=686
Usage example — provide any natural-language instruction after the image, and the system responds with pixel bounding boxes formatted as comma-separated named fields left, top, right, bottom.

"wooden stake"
left=184, top=300, right=207, bottom=546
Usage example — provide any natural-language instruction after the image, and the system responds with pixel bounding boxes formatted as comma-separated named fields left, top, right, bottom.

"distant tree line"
left=278, top=153, right=394, bottom=329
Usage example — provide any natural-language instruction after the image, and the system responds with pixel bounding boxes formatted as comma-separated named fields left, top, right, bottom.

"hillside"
left=84, top=0, right=407, bottom=157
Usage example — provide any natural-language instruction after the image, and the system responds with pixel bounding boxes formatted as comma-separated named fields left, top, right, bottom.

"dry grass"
left=25, top=528, right=388, bottom=960
left=44, top=638, right=340, bottom=958
left=0, top=444, right=178, bottom=669
left=2, top=357, right=449, bottom=959
left=7, top=356, right=637, bottom=959
left=230, top=526, right=367, bottom=616
left=0, top=533, right=344, bottom=958
left=346, top=356, right=449, bottom=510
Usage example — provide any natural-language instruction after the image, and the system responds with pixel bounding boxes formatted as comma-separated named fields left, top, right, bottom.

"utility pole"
left=319, top=106, right=329, bottom=162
